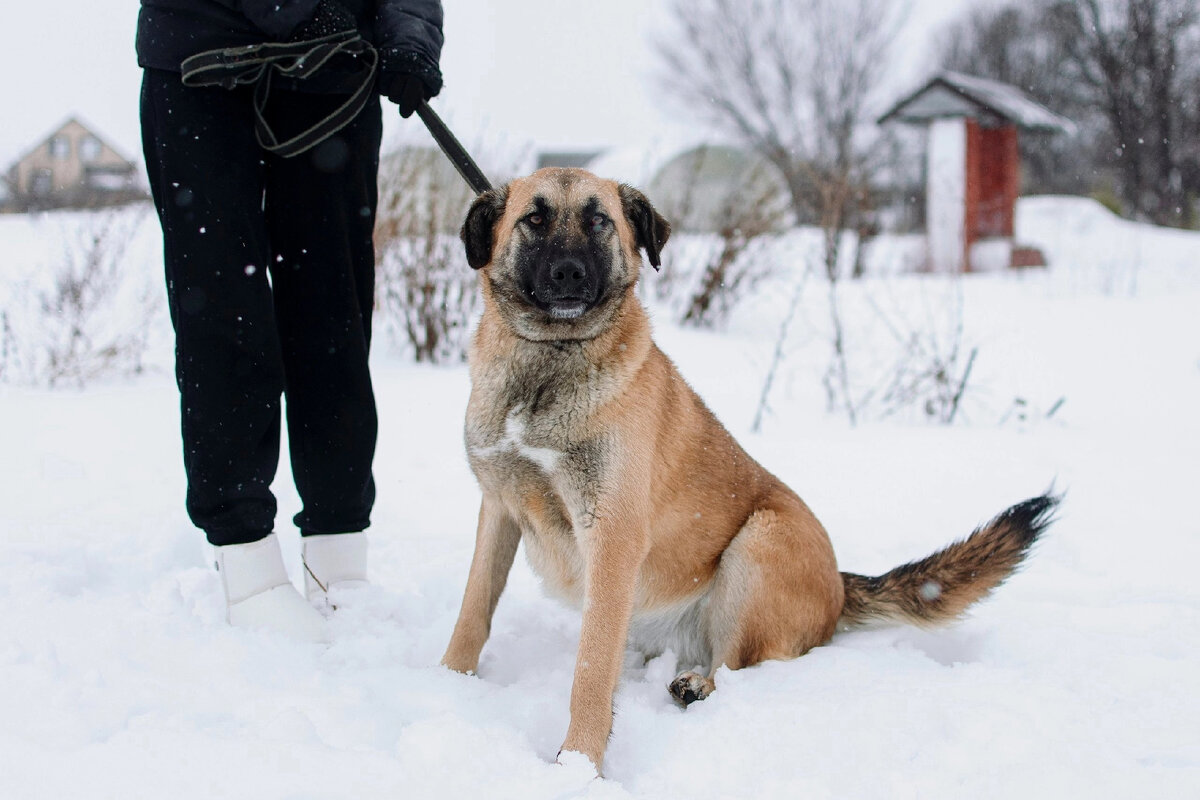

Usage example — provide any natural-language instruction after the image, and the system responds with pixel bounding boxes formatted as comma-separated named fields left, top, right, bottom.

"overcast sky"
left=0, top=0, right=966, bottom=176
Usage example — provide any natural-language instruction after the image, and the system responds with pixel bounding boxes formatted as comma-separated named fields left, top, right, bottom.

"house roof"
left=878, top=71, right=1074, bottom=134
left=537, top=150, right=604, bottom=170
left=5, top=115, right=136, bottom=172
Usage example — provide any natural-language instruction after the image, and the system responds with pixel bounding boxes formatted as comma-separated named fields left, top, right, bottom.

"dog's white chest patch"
left=471, top=408, right=562, bottom=474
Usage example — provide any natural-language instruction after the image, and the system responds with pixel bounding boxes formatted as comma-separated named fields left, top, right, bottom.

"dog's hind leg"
left=669, top=504, right=843, bottom=707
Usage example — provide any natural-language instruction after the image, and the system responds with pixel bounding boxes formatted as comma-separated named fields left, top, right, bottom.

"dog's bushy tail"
left=838, top=493, right=1059, bottom=630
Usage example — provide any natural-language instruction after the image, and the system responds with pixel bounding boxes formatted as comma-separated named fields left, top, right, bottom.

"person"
left=137, top=0, right=444, bottom=639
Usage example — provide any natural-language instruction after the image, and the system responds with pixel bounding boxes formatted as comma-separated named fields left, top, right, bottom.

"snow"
left=937, top=71, right=1076, bottom=134
left=2, top=196, right=1200, bottom=798
left=882, top=72, right=1076, bottom=134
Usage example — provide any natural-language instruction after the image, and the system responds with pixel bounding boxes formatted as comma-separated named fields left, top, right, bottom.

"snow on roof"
left=583, top=145, right=673, bottom=188
left=878, top=71, right=1075, bottom=134
left=582, top=131, right=722, bottom=189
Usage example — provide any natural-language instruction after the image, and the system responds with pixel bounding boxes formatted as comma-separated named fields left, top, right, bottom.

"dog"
left=440, top=167, right=1057, bottom=772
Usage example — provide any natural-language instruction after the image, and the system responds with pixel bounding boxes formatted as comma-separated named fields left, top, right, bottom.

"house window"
left=30, top=169, right=54, bottom=196
left=79, top=135, right=102, bottom=163
left=48, top=135, right=70, bottom=159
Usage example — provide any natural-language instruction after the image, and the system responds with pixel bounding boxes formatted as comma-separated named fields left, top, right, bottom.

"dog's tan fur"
left=441, top=168, right=1056, bottom=771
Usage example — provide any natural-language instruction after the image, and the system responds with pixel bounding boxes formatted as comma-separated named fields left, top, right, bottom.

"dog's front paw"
left=440, top=652, right=479, bottom=675
left=558, top=737, right=606, bottom=774
left=556, top=748, right=601, bottom=778
left=669, top=670, right=714, bottom=707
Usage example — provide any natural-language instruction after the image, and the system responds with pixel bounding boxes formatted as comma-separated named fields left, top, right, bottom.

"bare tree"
left=656, top=0, right=908, bottom=424
left=942, top=0, right=1200, bottom=226
left=657, top=0, right=906, bottom=276
left=1057, top=0, right=1200, bottom=227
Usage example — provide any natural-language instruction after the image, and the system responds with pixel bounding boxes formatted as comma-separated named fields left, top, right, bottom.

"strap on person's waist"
left=180, top=31, right=378, bottom=158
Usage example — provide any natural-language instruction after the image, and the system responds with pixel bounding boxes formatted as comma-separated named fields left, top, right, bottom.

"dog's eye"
left=590, top=214, right=609, bottom=233
left=525, top=213, right=545, bottom=227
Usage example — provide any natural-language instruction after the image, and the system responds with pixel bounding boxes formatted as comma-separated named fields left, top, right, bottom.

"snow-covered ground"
left=2, top=197, right=1198, bottom=798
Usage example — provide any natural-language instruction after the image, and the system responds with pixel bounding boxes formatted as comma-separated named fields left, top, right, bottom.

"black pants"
left=141, top=69, right=381, bottom=546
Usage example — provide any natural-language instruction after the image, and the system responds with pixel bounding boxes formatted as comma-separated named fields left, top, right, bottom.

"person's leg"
left=264, top=92, right=383, bottom=538
left=140, top=69, right=284, bottom=547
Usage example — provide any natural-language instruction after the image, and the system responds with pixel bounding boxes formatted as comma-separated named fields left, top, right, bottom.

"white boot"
left=214, top=533, right=329, bottom=642
left=302, top=533, right=368, bottom=606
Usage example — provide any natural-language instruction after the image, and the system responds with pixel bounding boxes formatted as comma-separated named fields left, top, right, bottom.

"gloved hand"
left=379, top=48, right=442, bottom=118
left=382, top=72, right=437, bottom=118
left=289, top=0, right=356, bottom=42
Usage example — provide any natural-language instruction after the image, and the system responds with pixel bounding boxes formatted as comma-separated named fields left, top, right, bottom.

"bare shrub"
left=998, top=394, right=1066, bottom=429
left=852, top=277, right=981, bottom=424
left=680, top=166, right=790, bottom=328
left=1, top=207, right=158, bottom=387
left=752, top=256, right=815, bottom=433
left=649, top=146, right=790, bottom=328
left=375, top=235, right=477, bottom=364
left=754, top=254, right=983, bottom=429
left=374, top=145, right=481, bottom=363
left=873, top=320, right=978, bottom=424
left=0, top=311, right=18, bottom=383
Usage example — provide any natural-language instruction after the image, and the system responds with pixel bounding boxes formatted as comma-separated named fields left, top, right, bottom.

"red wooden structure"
left=967, top=119, right=1019, bottom=244
left=879, top=72, right=1072, bottom=272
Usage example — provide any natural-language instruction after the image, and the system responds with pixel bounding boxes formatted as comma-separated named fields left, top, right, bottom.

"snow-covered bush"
left=868, top=286, right=978, bottom=424
left=0, top=207, right=159, bottom=387
left=653, top=231, right=783, bottom=330
left=649, top=149, right=790, bottom=329
left=373, top=145, right=482, bottom=364
left=750, top=248, right=985, bottom=428
left=375, top=234, right=478, bottom=364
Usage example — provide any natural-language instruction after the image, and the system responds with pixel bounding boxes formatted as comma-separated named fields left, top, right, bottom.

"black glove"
left=379, top=51, right=443, bottom=118
left=382, top=74, right=431, bottom=118
left=289, top=0, right=356, bottom=42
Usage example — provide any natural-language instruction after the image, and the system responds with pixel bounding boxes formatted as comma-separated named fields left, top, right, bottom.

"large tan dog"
left=441, top=167, right=1056, bottom=771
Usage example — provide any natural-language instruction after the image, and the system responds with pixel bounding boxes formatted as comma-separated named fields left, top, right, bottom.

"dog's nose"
left=548, top=258, right=588, bottom=296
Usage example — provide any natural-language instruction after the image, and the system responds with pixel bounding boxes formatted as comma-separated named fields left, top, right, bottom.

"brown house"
left=3, top=117, right=143, bottom=212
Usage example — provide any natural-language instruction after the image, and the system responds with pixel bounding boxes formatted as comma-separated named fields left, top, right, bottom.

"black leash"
left=181, top=30, right=377, bottom=159
left=415, top=101, right=494, bottom=195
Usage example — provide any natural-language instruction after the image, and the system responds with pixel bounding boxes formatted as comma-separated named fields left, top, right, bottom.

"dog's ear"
left=618, top=184, right=671, bottom=271
left=460, top=187, right=508, bottom=270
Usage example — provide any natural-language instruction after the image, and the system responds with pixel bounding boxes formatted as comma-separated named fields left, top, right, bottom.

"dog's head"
left=461, top=168, right=670, bottom=341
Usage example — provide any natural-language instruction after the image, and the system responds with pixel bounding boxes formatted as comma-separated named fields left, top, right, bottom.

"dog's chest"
left=466, top=386, right=610, bottom=602
left=466, top=352, right=610, bottom=486
left=468, top=406, right=566, bottom=477
left=468, top=398, right=603, bottom=509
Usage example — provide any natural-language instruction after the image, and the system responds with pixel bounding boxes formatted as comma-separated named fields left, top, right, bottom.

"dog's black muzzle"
left=531, top=254, right=603, bottom=320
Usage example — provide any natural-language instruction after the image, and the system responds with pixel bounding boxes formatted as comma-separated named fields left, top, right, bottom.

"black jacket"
left=136, top=0, right=442, bottom=90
